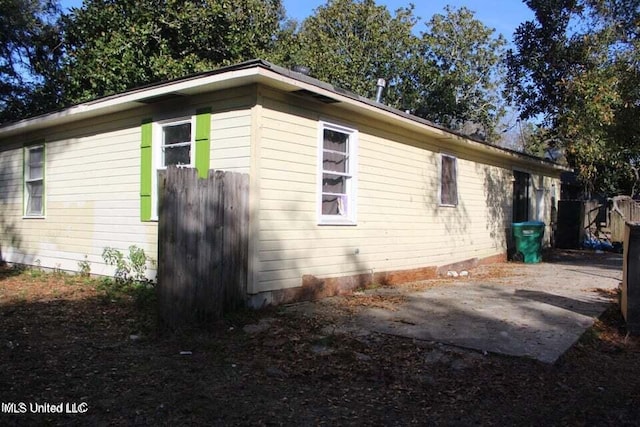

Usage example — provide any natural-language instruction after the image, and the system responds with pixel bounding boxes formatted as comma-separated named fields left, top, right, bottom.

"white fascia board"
left=0, top=68, right=263, bottom=139
left=252, top=68, right=569, bottom=174
left=0, top=63, right=568, bottom=174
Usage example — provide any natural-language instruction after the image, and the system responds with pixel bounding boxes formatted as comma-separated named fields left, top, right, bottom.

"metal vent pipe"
left=375, top=78, right=386, bottom=103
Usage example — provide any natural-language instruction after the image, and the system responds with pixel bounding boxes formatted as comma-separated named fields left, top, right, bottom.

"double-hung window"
left=24, top=144, right=45, bottom=216
left=440, top=154, right=458, bottom=206
left=151, top=118, right=195, bottom=218
left=160, top=120, right=194, bottom=168
left=318, top=122, right=357, bottom=224
left=140, top=109, right=210, bottom=222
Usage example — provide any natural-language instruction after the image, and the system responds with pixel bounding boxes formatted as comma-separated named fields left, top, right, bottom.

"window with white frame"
left=318, top=122, right=357, bottom=224
left=440, top=154, right=458, bottom=206
left=24, top=144, right=45, bottom=216
left=160, top=119, right=194, bottom=168
left=151, top=117, right=195, bottom=218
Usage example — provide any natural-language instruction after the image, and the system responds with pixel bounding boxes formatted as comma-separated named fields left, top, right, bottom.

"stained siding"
left=254, top=90, right=560, bottom=293
left=0, top=88, right=253, bottom=276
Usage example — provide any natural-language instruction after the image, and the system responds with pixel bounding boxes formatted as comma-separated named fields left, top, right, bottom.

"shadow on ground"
left=294, top=250, right=623, bottom=363
left=1, top=251, right=638, bottom=426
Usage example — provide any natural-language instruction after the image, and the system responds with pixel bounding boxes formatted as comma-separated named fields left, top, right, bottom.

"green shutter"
left=195, top=108, right=211, bottom=179
left=140, top=118, right=153, bottom=221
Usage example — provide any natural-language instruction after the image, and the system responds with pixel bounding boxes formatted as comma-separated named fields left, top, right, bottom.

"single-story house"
left=0, top=59, right=567, bottom=306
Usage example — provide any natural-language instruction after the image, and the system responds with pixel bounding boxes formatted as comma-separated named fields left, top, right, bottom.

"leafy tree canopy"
left=0, top=0, right=63, bottom=123
left=506, top=0, right=640, bottom=196
left=62, top=0, right=286, bottom=104
left=281, top=0, right=507, bottom=140
left=418, top=6, right=507, bottom=140
left=282, top=0, right=419, bottom=107
left=2, top=0, right=509, bottom=144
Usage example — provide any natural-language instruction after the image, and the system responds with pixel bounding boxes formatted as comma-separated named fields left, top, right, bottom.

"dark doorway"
left=513, top=171, right=530, bottom=223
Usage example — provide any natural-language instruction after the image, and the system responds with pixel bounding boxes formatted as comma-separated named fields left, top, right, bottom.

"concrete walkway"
left=294, top=251, right=623, bottom=364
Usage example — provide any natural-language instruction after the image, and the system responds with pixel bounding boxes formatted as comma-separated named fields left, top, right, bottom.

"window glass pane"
left=323, top=129, right=348, bottom=152
left=163, top=123, right=191, bottom=145
left=29, top=165, right=43, bottom=180
left=163, top=144, right=191, bottom=166
left=27, top=182, right=43, bottom=214
left=28, top=147, right=43, bottom=179
left=323, top=174, right=346, bottom=194
left=29, top=147, right=43, bottom=166
left=322, top=195, right=347, bottom=215
left=322, top=151, right=348, bottom=173
left=441, top=156, right=457, bottom=205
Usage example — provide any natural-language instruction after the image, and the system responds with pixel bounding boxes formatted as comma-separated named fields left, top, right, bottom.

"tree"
left=506, top=0, right=640, bottom=196
left=285, top=1, right=507, bottom=140
left=418, top=6, right=507, bottom=140
left=61, top=0, right=286, bottom=104
left=0, top=0, right=63, bottom=123
left=286, top=0, right=420, bottom=108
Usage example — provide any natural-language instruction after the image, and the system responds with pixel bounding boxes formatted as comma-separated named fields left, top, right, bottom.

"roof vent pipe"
left=375, top=78, right=386, bottom=103
left=292, top=65, right=311, bottom=76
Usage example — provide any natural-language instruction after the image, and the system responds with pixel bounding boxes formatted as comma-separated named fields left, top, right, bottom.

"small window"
left=318, top=122, right=357, bottom=224
left=161, top=121, right=193, bottom=168
left=440, top=154, right=458, bottom=206
left=150, top=117, right=195, bottom=220
left=24, top=144, right=45, bottom=216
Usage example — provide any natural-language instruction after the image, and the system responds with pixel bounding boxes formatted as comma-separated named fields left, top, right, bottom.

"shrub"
left=102, top=245, right=154, bottom=285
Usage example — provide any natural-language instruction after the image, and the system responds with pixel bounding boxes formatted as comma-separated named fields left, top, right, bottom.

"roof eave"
left=0, top=60, right=570, bottom=174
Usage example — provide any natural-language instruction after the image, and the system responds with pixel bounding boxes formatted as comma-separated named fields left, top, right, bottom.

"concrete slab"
left=291, top=251, right=623, bottom=364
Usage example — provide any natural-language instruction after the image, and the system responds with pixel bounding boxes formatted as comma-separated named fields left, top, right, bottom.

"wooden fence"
left=157, top=167, right=249, bottom=330
left=611, top=196, right=640, bottom=242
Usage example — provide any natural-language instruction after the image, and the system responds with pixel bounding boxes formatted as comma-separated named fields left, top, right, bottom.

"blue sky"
left=60, top=0, right=533, bottom=42
left=284, top=1, right=533, bottom=40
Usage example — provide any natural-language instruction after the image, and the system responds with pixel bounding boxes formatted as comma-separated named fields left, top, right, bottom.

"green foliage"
left=0, top=0, right=64, bottom=123
left=281, top=1, right=507, bottom=139
left=101, top=246, right=155, bottom=309
left=506, top=0, right=640, bottom=196
left=61, top=0, right=286, bottom=104
left=77, top=255, right=91, bottom=277
left=3, top=0, right=509, bottom=143
left=96, top=276, right=156, bottom=310
left=285, top=0, right=419, bottom=106
left=102, top=245, right=153, bottom=285
left=418, top=6, right=507, bottom=140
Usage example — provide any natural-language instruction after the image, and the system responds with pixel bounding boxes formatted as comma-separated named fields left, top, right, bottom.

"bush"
left=102, top=245, right=154, bottom=285
left=101, top=246, right=156, bottom=310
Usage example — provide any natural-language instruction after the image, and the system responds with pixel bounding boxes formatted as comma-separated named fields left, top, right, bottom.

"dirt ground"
left=1, top=255, right=639, bottom=426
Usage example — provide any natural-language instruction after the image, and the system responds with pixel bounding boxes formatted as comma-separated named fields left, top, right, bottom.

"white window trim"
left=317, top=121, right=358, bottom=225
left=439, top=153, right=458, bottom=207
left=151, top=116, right=195, bottom=220
left=24, top=144, right=45, bottom=218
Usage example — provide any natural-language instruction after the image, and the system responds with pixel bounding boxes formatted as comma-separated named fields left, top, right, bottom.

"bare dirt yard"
left=1, top=255, right=639, bottom=426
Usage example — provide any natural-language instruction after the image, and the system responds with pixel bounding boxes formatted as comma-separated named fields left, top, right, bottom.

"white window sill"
left=439, top=203, right=458, bottom=208
left=318, top=218, right=357, bottom=226
left=23, top=215, right=46, bottom=219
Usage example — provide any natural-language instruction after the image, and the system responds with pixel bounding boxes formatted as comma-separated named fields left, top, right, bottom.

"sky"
left=284, top=1, right=534, bottom=41
left=60, top=0, right=534, bottom=43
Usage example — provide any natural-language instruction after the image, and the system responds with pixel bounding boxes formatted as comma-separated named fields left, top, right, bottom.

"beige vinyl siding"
left=210, top=109, right=251, bottom=173
left=0, top=88, right=253, bottom=276
left=254, top=90, right=559, bottom=293
left=0, top=111, right=157, bottom=276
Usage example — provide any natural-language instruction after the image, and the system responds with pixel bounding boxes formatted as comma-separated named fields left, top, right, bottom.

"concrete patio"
left=290, top=250, right=623, bottom=363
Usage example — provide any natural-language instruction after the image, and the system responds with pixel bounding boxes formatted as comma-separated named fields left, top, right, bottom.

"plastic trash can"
left=512, top=221, right=545, bottom=263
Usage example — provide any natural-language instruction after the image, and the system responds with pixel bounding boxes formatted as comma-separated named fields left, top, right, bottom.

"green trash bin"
left=512, top=221, right=545, bottom=263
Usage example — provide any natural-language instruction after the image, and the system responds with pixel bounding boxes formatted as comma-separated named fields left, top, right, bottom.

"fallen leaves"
left=337, top=293, right=407, bottom=312
left=0, top=266, right=639, bottom=425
